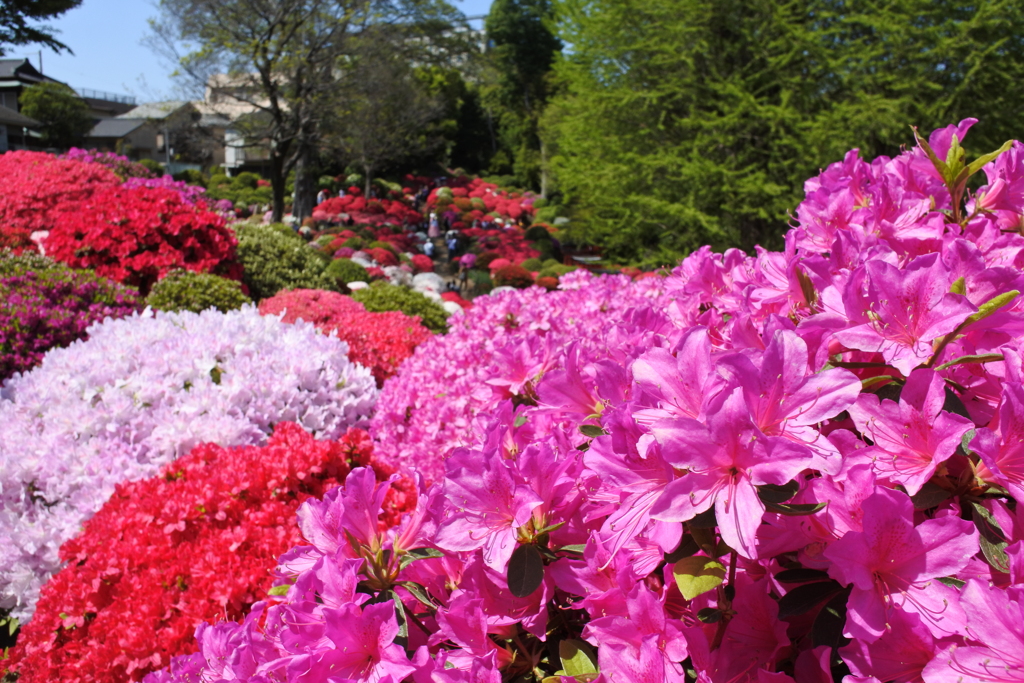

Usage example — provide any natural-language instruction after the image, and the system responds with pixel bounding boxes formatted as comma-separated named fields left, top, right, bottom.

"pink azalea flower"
left=649, top=388, right=814, bottom=558
left=841, top=608, right=952, bottom=683
left=972, top=381, right=1024, bottom=501
left=823, top=487, right=977, bottom=642
left=834, top=254, right=977, bottom=376
left=848, top=369, right=974, bottom=494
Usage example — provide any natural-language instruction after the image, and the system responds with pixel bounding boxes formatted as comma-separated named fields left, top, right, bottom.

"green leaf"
left=696, top=607, right=723, bottom=624
left=559, top=544, right=587, bottom=555
left=862, top=375, right=899, bottom=392
left=397, top=581, right=437, bottom=608
left=937, top=576, right=966, bottom=589
left=775, top=568, right=832, bottom=584
left=811, top=588, right=852, bottom=649
left=513, top=414, right=528, bottom=428
left=757, top=481, right=800, bottom=504
left=913, top=127, right=951, bottom=183
left=935, top=353, right=1004, bottom=371
left=579, top=424, right=607, bottom=438
left=560, top=639, right=599, bottom=677
left=961, top=429, right=977, bottom=456
left=969, top=501, right=1012, bottom=573
left=210, top=365, right=223, bottom=385
left=390, top=590, right=408, bottom=649
left=507, top=544, right=545, bottom=598
left=778, top=580, right=844, bottom=619
left=966, top=140, right=1014, bottom=176
left=688, top=507, right=718, bottom=529
left=943, top=387, right=971, bottom=419
left=963, top=291, right=1019, bottom=327
left=672, top=556, right=726, bottom=600
left=399, top=547, right=444, bottom=569
left=267, top=584, right=290, bottom=596
left=796, top=266, right=818, bottom=310
left=950, top=276, right=966, bottom=295
left=910, top=482, right=951, bottom=510
left=763, top=500, right=826, bottom=516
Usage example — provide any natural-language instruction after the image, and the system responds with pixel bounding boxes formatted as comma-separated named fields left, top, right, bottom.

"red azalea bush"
left=259, top=289, right=431, bottom=385
left=410, top=254, right=434, bottom=274
left=0, top=151, right=121, bottom=249
left=43, top=186, right=241, bottom=294
left=492, top=263, right=535, bottom=288
left=7, top=422, right=413, bottom=683
left=312, top=189, right=421, bottom=227
left=366, top=246, right=399, bottom=268
left=536, top=275, right=559, bottom=290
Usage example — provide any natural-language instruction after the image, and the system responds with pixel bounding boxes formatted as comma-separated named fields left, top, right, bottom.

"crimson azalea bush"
left=6, top=422, right=415, bottom=683
left=0, top=151, right=121, bottom=250
left=62, top=148, right=156, bottom=180
left=313, top=187, right=421, bottom=227
left=259, top=289, right=432, bottom=386
left=153, top=122, right=1024, bottom=683
left=42, top=185, right=242, bottom=294
left=0, top=255, right=141, bottom=380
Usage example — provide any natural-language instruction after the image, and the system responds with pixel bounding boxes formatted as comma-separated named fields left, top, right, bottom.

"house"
left=0, top=59, right=58, bottom=113
left=85, top=100, right=202, bottom=165
left=0, top=104, right=41, bottom=152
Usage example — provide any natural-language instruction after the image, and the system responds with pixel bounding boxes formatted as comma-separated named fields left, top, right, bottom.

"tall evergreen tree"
left=546, top=0, right=1024, bottom=264
left=483, top=0, right=561, bottom=192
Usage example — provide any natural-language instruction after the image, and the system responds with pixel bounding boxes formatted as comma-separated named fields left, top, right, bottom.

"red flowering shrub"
left=410, top=254, right=434, bottom=274
left=259, top=289, right=431, bottom=385
left=0, top=151, right=121, bottom=248
left=366, top=247, right=399, bottom=268
left=536, top=275, right=559, bottom=290
left=312, top=193, right=420, bottom=227
left=43, top=186, right=241, bottom=294
left=492, top=263, right=535, bottom=289
left=440, top=290, right=472, bottom=309
left=7, top=422, right=414, bottom=683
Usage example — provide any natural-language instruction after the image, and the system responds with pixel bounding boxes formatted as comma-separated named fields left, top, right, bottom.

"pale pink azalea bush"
left=151, top=121, right=1024, bottom=683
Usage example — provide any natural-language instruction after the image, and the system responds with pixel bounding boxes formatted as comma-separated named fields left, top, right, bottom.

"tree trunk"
left=293, top=145, right=317, bottom=221
left=270, top=151, right=286, bottom=223
left=540, top=137, right=549, bottom=200
left=364, top=163, right=373, bottom=198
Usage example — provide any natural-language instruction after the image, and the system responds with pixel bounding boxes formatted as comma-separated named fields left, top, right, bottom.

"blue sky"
left=10, top=0, right=493, bottom=102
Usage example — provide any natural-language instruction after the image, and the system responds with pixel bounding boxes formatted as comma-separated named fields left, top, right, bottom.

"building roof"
left=0, top=104, right=40, bottom=127
left=115, top=100, right=190, bottom=120
left=0, top=58, right=64, bottom=85
left=88, top=118, right=146, bottom=138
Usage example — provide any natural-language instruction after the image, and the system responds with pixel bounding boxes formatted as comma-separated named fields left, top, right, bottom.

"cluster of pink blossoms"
left=152, top=121, right=1024, bottom=683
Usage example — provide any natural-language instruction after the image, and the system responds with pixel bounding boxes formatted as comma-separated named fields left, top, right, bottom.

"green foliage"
left=547, top=0, right=1024, bottom=262
left=18, top=82, right=93, bottom=149
left=0, top=248, right=58, bottom=278
left=520, top=257, right=544, bottom=271
left=538, top=262, right=577, bottom=279
left=351, top=282, right=449, bottom=333
left=206, top=172, right=273, bottom=207
left=493, top=264, right=535, bottom=288
left=324, top=258, right=369, bottom=288
left=0, top=0, right=82, bottom=55
left=137, top=158, right=165, bottom=176
left=147, top=269, right=251, bottom=314
left=235, top=223, right=336, bottom=301
left=172, top=168, right=206, bottom=187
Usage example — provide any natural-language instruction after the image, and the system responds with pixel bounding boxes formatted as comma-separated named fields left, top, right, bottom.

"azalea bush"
left=313, top=186, right=421, bottom=227
left=153, top=122, right=1024, bottom=683
left=351, top=281, right=451, bottom=334
left=369, top=270, right=667, bottom=483
left=6, top=423, right=412, bottom=683
left=62, top=148, right=156, bottom=180
left=146, top=269, right=252, bottom=314
left=0, top=151, right=121, bottom=249
left=43, top=185, right=242, bottom=294
left=259, top=289, right=432, bottom=386
left=0, top=254, right=141, bottom=380
left=0, top=306, right=378, bottom=623
left=235, top=223, right=336, bottom=301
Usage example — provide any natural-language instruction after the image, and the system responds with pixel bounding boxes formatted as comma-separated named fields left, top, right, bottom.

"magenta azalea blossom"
left=823, top=487, right=977, bottom=642
left=650, top=389, right=814, bottom=558
left=834, top=254, right=977, bottom=376
left=848, top=369, right=974, bottom=494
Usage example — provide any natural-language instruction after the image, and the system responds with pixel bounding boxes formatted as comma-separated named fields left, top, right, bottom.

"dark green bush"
left=468, top=269, right=493, bottom=293
left=235, top=223, right=336, bottom=301
left=538, top=263, right=578, bottom=280
left=493, top=264, right=535, bottom=289
left=351, top=282, right=449, bottom=334
left=342, top=237, right=366, bottom=251
left=0, top=248, right=59, bottom=278
left=520, top=258, right=544, bottom=272
left=524, top=225, right=550, bottom=242
left=137, top=159, right=164, bottom=176
left=147, top=270, right=252, bottom=313
left=324, top=258, right=369, bottom=289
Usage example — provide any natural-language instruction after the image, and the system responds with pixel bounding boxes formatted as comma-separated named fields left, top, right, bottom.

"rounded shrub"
left=351, top=282, right=450, bottom=333
left=492, top=264, right=535, bottom=289
left=536, top=275, right=559, bottom=291
left=524, top=224, right=550, bottom=242
left=520, top=257, right=544, bottom=272
left=538, top=262, right=579, bottom=280
left=323, top=258, right=369, bottom=288
left=474, top=250, right=502, bottom=270
left=341, top=237, right=366, bottom=250
left=147, top=270, right=252, bottom=314
left=235, top=223, right=336, bottom=301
